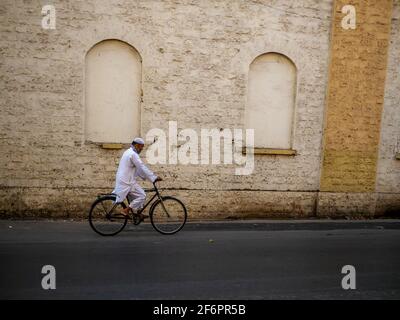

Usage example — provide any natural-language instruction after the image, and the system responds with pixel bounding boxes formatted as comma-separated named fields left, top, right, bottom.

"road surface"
left=1, top=219, right=400, bottom=299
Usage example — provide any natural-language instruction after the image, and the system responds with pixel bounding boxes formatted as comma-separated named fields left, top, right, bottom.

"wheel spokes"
left=151, top=198, right=186, bottom=234
left=89, top=197, right=127, bottom=236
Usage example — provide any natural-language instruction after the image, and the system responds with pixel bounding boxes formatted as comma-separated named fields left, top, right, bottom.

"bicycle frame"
left=133, top=187, right=158, bottom=214
left=128, top=182, right=170, bottom=218
left=90, top=181, right=187, bottom=236
left=98, top=182, right=170, bottom=220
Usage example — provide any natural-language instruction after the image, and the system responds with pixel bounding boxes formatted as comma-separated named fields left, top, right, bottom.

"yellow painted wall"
left=320, top=0, right=393, bottom=192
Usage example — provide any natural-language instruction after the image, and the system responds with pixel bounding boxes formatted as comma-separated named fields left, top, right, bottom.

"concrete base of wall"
left=0, top=187, right=399, bottom=219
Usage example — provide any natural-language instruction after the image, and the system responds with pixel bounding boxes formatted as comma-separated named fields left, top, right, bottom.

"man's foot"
left=132, top=212, right=149, bottom=224
left=120, top=207, right=132, bottom=217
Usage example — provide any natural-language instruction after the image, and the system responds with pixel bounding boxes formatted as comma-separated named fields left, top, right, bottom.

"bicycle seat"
left=97, top=192, right=117, bottom=197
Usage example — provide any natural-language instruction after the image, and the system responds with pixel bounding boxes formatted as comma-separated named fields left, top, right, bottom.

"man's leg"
left=129, top=185, right=146, bottom=211
left=122, top=186, right=147, bottom=219
left=114, top=185, right=132, bottom=216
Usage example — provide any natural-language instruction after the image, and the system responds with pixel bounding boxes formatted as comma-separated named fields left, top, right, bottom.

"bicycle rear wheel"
left=150, top=196, right=187, bottom=235
left=89, top=195, right=128, bottom=236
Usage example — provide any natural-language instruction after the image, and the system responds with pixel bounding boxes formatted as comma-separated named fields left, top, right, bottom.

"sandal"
left=120, top=207, right=132, bottom=218
left=133, top=212, right=149, bottom=225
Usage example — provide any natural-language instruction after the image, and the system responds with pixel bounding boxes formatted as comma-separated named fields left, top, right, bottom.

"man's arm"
left=130, top=152, right=157, bottom=183
left=135, top=166, right=147, bottom=181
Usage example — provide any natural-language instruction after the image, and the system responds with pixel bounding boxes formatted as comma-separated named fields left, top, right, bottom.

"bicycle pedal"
left=132, top=214, right=141, bottom=225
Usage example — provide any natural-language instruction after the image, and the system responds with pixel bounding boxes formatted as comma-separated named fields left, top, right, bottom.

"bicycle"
left=88, top=181, right=187, bottom=236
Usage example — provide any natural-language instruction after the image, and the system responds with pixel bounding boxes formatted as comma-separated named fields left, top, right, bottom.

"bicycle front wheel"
left=150, top=196, right=187, bottom=235
left=89, top=195, right=128, bottom=236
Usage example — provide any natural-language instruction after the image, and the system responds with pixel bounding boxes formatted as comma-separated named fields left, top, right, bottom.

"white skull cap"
left=132, top=137, right=145, bottom=145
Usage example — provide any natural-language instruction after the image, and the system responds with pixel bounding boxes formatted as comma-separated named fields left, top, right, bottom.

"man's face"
left=134, top=143, right=144, bottom=154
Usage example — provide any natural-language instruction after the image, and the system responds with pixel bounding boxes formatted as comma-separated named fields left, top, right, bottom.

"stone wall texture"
left=320, top=0, right=393, bottom=193
left=0, top=0, right=399, bottom=219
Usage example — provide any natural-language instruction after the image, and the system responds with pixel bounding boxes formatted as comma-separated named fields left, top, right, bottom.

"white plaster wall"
left=246, top=53, right=296, bottom=149
left=377, top=0, right=400, bottom=194
left=85, top=40, right=142, bottom=144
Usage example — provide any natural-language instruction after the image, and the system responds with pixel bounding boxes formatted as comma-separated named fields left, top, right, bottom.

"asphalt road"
left=1, top=219, right=400, bottom=299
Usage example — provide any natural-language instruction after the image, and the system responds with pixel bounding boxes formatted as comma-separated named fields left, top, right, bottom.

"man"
left=112, top=137, right=162, bottom=221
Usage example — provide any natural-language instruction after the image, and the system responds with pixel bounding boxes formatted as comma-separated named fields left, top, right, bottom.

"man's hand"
left=155, top=176, right=163, bottom=182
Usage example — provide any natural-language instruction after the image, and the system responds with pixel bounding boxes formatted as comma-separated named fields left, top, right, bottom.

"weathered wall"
left=317, top=0, right=400, bottom=216
left=0, top=0, right=398, bottom=219
left=317, top=0, right=399, bottom=217
left=377, top=0, right=400, bottom=193
left=320, top=0, right=393, bottom=193
left=376, top=0, right=400, bottom=215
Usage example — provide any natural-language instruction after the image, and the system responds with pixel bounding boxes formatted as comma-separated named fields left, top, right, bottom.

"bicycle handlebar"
left=152, top=179, right=161, bottom=189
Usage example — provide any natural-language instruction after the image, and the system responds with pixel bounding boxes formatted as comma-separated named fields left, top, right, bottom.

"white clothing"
left=112, top=147, right=157, bottom=210
left=126, top=185, right=146, bottom=210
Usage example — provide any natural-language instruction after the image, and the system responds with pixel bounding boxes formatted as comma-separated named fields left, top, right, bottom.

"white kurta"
left=112, top=147, right=157, bottom=209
